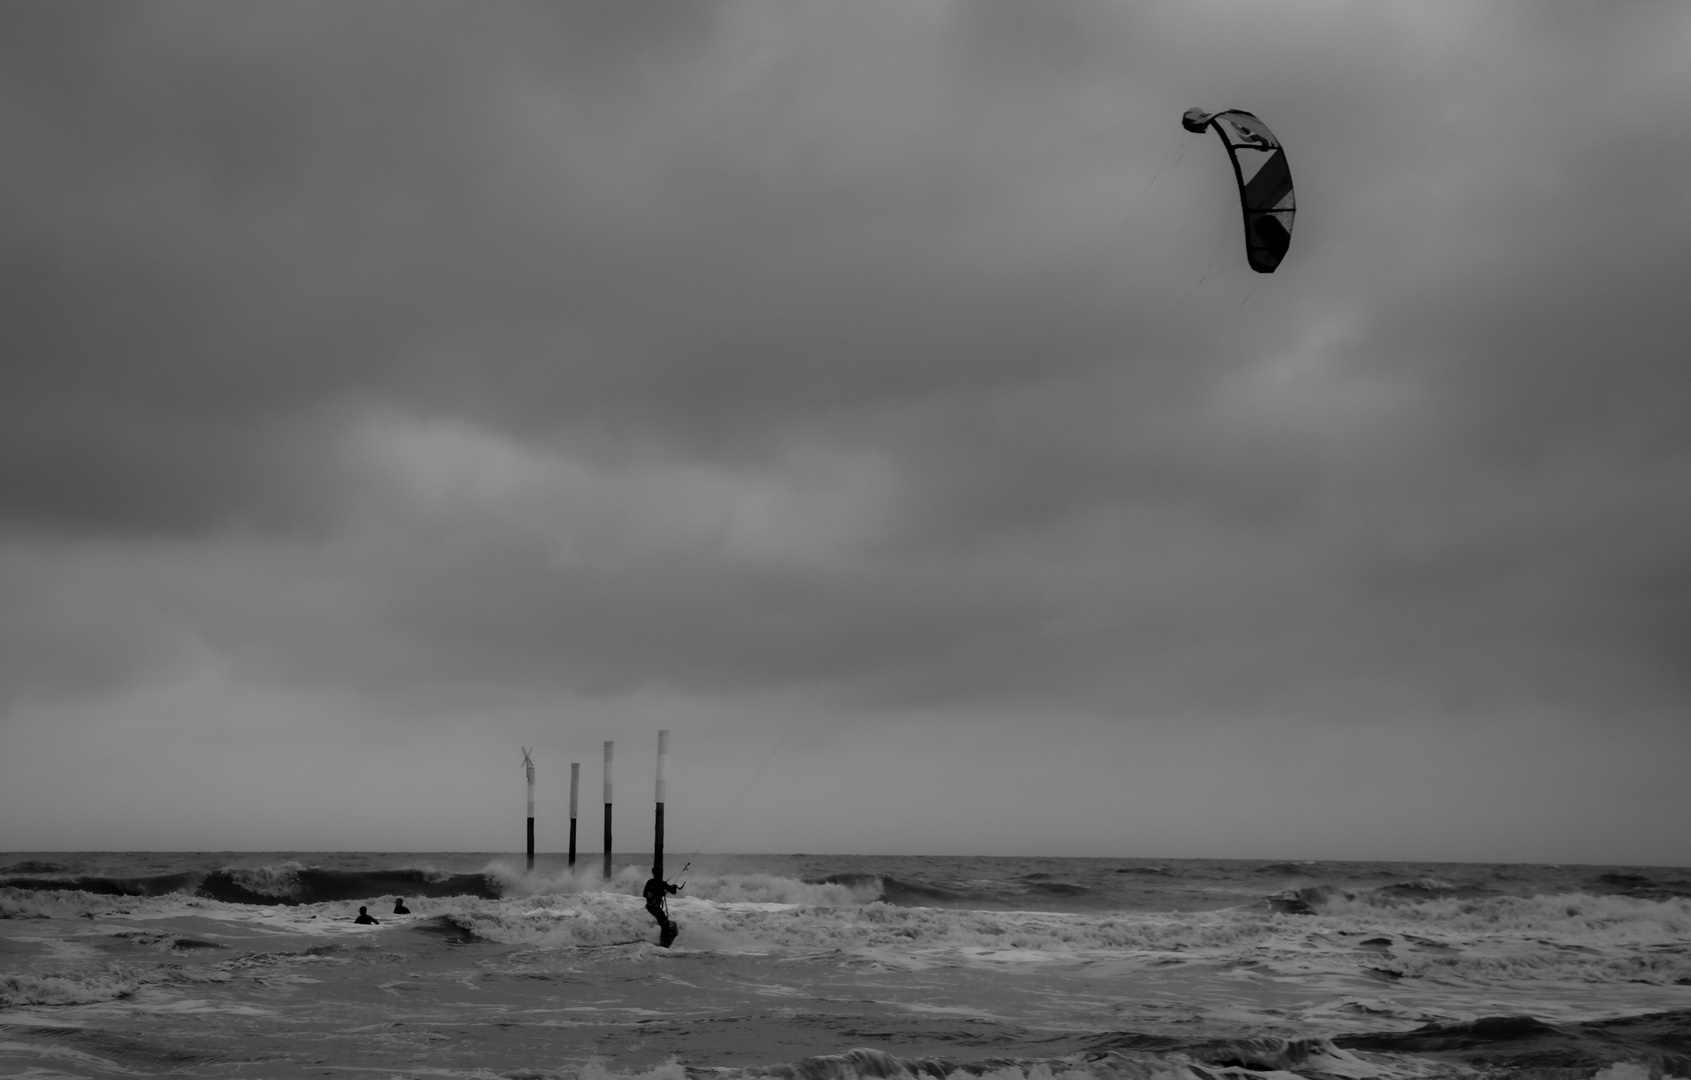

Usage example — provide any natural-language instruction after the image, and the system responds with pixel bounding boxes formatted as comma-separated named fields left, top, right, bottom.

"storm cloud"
left=2, top=1, right=1688, bottom=862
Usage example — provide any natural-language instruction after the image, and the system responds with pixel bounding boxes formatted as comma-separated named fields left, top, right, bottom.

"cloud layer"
left=3, top=2, right=1688, bottom=862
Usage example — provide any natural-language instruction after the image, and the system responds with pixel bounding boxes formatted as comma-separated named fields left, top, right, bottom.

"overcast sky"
left=2, top=1, right=1688, bottom=865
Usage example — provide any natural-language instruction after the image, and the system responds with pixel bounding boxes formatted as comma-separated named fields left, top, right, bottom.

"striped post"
left=602, top=740, right=614, bottom=880
left=522, top=748, right=535, bottom=872
left=568, top=762, right=580, bottom=869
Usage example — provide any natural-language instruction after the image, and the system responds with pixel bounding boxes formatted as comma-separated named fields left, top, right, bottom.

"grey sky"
left=3, top=1, right=1688, bottom=863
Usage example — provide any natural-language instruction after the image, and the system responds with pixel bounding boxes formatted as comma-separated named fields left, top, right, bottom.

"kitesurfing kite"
left=1182, top=107, right=1295, bottom=273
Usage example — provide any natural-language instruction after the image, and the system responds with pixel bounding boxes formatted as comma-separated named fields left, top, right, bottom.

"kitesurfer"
left=643, top=868, right=680, bottom=945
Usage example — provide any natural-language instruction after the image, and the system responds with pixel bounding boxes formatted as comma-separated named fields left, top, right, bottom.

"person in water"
left=354, top=906, right=379, bottom=925
left=642, top=869, right=679, bottom=941
left=393, top=898, right=410, bottom=915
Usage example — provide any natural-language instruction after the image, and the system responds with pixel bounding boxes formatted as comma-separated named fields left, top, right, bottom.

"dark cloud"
left=2, top=1, right=1689, bottom=857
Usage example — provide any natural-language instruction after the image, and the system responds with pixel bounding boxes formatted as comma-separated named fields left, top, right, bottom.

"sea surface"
left=3, top=852, right=1689, bottom=1079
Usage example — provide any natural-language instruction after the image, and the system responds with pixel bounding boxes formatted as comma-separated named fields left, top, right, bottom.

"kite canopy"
left=1182, top=107, right=1295, bottom=273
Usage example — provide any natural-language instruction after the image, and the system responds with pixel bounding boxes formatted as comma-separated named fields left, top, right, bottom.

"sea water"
left=2, top=852, right=1689, bottom=1079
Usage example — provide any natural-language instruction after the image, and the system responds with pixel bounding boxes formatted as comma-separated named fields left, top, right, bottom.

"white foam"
left=10, top=874, right=1691, bottom=1034
left=1, top=968, right=146, bottom=1007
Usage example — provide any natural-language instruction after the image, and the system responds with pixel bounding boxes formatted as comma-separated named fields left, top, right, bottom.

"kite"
left=1182, top=107, right=1295, bottom=273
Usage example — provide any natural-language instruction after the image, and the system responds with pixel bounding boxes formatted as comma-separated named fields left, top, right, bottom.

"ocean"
left=2, top=852, right=1689, bottom=1079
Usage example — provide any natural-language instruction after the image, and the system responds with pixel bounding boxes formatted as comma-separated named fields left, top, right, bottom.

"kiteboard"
left=659, top=921, right=680, bottom=948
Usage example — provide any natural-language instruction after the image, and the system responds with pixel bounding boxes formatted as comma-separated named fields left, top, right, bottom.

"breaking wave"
left=470, top=1029, right=1691, bottom=1080
left=0, top=962, right=232, bottom=1008
left=0, top=864, right=503, bottom=906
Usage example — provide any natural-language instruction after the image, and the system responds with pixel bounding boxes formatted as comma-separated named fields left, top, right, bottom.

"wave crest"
left=0, top=967, right=146, bottom=1007
left=225, top=862, right=305, bottom=899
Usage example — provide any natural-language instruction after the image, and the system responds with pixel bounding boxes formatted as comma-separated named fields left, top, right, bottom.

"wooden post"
left=568, top=762, right=580, bottom=869
left=654, top=729, right=669, bottom=879
left=602, top=740, right=614, bottom=880
left=522, top=748, right=535, bottom=872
